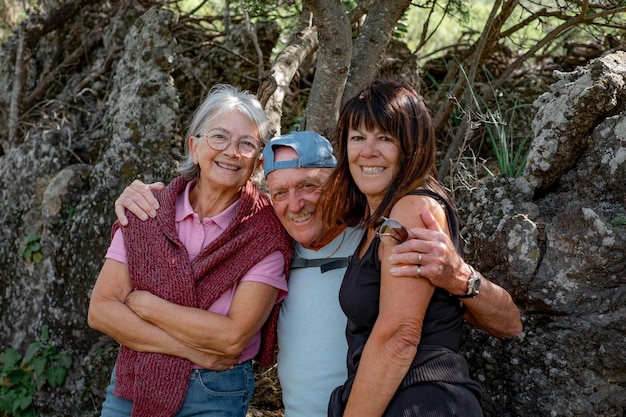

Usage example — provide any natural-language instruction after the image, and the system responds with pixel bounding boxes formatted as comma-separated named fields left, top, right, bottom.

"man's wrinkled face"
left=266, top=147, right=332, bottom=248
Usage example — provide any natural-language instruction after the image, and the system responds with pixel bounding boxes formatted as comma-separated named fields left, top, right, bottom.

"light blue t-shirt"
left=277, top=227, right=364, bottom=417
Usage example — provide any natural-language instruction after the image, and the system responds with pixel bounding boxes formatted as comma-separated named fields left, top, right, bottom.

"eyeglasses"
left=377, top=216, right=409, bottom=246
left=197, top=130, right=262, bottom=158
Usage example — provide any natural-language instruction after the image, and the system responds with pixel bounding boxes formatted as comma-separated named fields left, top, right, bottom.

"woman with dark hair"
left=323, top=80, right=483, bottom=417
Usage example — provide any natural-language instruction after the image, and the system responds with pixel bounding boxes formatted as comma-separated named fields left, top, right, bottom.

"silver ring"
left=417, top=265, right=421, bottom=277
left=418, top=253, right=422, bottom=264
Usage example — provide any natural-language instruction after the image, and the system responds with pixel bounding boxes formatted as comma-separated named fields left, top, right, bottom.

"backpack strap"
left=291, top=257, right=351, bottom=273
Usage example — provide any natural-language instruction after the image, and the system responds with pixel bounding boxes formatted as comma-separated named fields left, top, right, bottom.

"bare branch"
left=347, top=0, right=374, bottom=24
left=239, top=0, right=265, bottom=79
left=24, top=30, right=103, bottom=110
left=437, top=0, right=521, bottom=179
left=492, top=3, right=626, bottom=90
left=260, top=22, right=319, bottom=137
left=414, top=1, right=450, bottom=54
left=22, top=0, right=98, bottom=50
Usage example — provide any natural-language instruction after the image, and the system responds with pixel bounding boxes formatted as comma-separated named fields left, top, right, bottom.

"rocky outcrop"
left=459, top=51, right=626, bottom=416
left=0, top=2, right=624, bottom=416
left=0, top=7, right=183, bottom=415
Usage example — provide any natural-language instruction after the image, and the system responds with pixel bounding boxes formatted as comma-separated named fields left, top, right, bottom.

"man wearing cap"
left=114, top=131, right=522, bottom=417
left=262, top=132, right=364, bottom=417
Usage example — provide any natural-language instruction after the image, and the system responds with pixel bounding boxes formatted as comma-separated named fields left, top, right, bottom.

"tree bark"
left=343, top=0, right=412, bottom=104
left=301, top=0, right=352, bottom=140
left=260, top=23, right=319, bottom=137
left=7, top=26, right=25, bottom=146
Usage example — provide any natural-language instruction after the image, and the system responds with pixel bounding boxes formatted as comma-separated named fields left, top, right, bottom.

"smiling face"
left=190, top=110, right=261, bottom=193
left=266, top=146, right=333, bottom=248
left=347, top=123, right=400, bottom=211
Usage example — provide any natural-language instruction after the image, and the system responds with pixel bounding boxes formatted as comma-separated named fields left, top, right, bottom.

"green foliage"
left=393, top=12, right=409, bottom=40
left=482, top=100, right=532, bottom=177
left=457, top=65, right=531, bottom=177
left=405, top=0, right=486, bottom=56
left=58, top=204, right=76, bottom=228
left=0, top=326, right=72, bottom=417
left=342, top=0, right=358, bottom=11
left=611, top=217, right=626, bottom=227
left=17, top=233, right=42, bottom=264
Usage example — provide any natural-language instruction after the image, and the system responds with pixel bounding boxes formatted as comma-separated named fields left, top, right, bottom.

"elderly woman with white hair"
left=88, top=84, right=292, bottom=417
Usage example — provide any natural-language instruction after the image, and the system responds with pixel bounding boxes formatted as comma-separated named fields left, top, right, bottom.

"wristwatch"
left=456, top=264, right=481, bottom=298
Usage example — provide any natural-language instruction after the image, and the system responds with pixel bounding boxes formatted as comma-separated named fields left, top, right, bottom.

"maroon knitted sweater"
left=111, top=176, right=292, bottom=417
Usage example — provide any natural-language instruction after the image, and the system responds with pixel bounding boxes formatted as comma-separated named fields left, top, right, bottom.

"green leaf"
left=611, top=217, right=626, bottom=227
left=56, top=354, right=72, bottom=368
left=13, top=392, right=33, bottom=411
left=35, top=374, right=47, bottom=390
left=45, top=367, right=68, bottom=388
left=40, top=325, right=49, bottom=343
left=6, top=368, right=28, bottom=385
left=0, top=397, right=14, bottom=411
left=23, top=342, right=42, bottom=364
left=31, top=357, right=47, bottom=377
left=0, top=325, right=71, bottom=416
left=25, top=233, right=39, bottom=244
left=0, top=348, right=22, bottom=367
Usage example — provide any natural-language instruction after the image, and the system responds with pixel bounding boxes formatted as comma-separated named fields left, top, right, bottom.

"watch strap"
left=455, top=264, right=480, bottom=298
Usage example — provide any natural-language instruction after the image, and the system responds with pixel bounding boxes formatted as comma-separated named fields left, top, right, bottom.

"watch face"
left=471, top=277, right=481, bottom=294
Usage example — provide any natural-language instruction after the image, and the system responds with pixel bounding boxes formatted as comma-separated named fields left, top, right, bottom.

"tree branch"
left=302, top=0, right=352, bottom=139
left=491, top=2, right=626, bottom=90
left=7, top=0, right=100, bottom=146
left=260, top=16, right=319, bottom=137
left=22, top=0, right=98, bottom=50
left=23, top=30, right=103, bottom=111
left=239, top=0, right=265, bottom=79
left=437, top=0, right=520, bottom=180
left=343, top=0, right=412, bottom=103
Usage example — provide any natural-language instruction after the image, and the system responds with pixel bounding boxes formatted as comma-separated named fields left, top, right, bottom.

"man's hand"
left=388, top=208, right=522, bottom=338
left=388, top=208, right=469, bottom=295
left=114, top=180, right=164, bottom=225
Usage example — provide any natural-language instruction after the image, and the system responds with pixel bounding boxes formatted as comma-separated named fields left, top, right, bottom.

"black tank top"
left=338, top=190, right=466, bottom=376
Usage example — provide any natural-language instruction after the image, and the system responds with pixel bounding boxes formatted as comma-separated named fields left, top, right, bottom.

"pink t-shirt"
left=106, top=181, right=288, bottom=363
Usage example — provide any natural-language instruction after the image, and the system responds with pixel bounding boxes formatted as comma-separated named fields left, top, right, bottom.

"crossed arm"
left=88, top=255, right=278, bottom=370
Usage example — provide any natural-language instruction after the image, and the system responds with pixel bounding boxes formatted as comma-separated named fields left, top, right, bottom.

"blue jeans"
left=100, top=361, right=255, bottom=417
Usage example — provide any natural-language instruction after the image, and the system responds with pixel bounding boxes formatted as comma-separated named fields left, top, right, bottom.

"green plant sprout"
left=611, top=217, right=626, bottom=227
left=0, top=325, right=71, bottom=417
left=18, top=233, right=42, bottom=264
left=458, top=64, right=531, bottom=177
